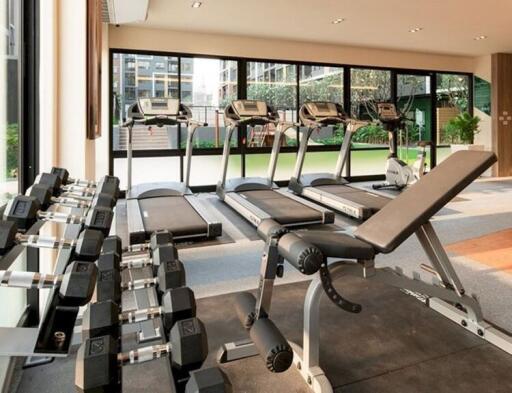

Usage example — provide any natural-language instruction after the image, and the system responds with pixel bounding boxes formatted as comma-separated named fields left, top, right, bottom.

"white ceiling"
left=129, top=0, right=512, bottom=56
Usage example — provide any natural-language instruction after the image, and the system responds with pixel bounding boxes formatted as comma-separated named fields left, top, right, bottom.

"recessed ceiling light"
left=474, top=35, right=488, bottom=41
left=332, top=18, right=345, bottom=24
left=191, top=1, right=202, bottom=8
left=409, top=27, right=423, bottom=33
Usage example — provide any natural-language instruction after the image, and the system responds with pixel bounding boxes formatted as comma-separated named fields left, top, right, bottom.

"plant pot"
left=450, top=144, right=485, bottom=154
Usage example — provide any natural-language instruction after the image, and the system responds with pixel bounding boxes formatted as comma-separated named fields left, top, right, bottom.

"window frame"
left=109, top=48, right=474, bottom=190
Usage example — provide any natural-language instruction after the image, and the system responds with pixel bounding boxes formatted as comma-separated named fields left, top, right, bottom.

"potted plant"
left=443, top=112, right=484, bottom=153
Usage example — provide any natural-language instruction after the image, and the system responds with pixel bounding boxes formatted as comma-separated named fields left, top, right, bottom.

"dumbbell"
left=82, top=286, right=196, bottom=340
left=4, top=195, right=113, bottom=235
left=121, top=230, right=173, bottom=255
left=75, top=317, right=208, bottom=393
left=186, top=367, right=233, bottom=393
left=103, top=231, right=174, bottom=270
left=36, top=171, right=120, bottom=201
left=28, top=183, right=116, bottom=210
left=0, top=260, right=96, bottom=306
left=95, top=243, right=185, bottom=303
left=121, top=258, right=185, bottom=294
left=0, top=220, right=103, bottom=261
left=51, top=167, right=107, bottom=189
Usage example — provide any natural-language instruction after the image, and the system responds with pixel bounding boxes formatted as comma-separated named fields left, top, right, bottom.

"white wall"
left=109, top=26, right=475, bottom=73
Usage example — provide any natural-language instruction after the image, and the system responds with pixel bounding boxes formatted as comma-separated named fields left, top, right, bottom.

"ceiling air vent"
left=100, top=0, right=149, bottom=25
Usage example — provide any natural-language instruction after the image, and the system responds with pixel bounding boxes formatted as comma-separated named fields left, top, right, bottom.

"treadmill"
left=288, top=101, right=389, bottom=220
left=216, top=99, right=334, bottom=228
left=124, top=97, right=222, bottom=244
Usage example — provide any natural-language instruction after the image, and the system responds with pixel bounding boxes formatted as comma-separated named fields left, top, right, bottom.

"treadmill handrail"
left=302, top=116, right=345, bottom=128
left=124, top=109, right=208, bottom=193
left=226, top=115, right=279, bottom=127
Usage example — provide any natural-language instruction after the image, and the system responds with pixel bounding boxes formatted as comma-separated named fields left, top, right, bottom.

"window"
left=299, top=66, right=344, bottom=146
left=397, top=74, right=432, bottom=166
left=247, top=62, right=297, bottom=112
left=111, top=52, right=475, bottom=187
left=1, top=0, right=20, bottom=203
left=350, top=68, right=391, bottom=150
left=138, top=60, right=150, bottom=69
left=435, top=74, right=470, bottom=163
left=247, top=62, right=297, bottom=150
left=350, top=68, right=391, bottom=119
left=180, top=57, right=238, bottom=149
left=112, top=54, right=179, bottom=152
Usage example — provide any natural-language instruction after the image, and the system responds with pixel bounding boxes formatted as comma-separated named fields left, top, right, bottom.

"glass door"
left=396, top=73, right=433, bottom=169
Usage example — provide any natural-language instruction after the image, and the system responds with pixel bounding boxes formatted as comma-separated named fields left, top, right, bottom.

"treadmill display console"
left=377, top=103, right=399, bottom=120
left=232, top=100, right=268, bottom=117
left=138, top=98, right=180, bottom=116
left=304, top=102, right=340, bottom=118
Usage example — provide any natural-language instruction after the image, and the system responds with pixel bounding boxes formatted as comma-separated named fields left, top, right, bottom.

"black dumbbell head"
left=82, top=301, right=120, bottom=341
left=4, top=195, right=40, bottom=231
left=151, top=244, right=178, bottom=274
left=157, top=259, right=185, bottom=293
left=51, top=167, right=69, bottom=184
left=150, top=230, right=173, bottom=251
left=75, top=335, right=119, bottom=393
left=162, top=287, right=196, bottom=329
left=170, top=318, right=208, bottom=371
left=59, top=261, right=98, bottom=306
left=28, top=183, right=53, bottom=209
left=102, top=236, right=122, bottom=258
left=185, top=367, right=232, bottom=393
left=96, top=252, right=121, bottom=304
left=96, top=178, right=120, bottom=200
left=38, top=172, right=62, bottom=195
left=92, top=193, right=116, bottom=209
left=84, top=207, right=113, bottom=236
left=76, top=229, right=104, bottom=261
left=0, top=220, right=17, bottom=255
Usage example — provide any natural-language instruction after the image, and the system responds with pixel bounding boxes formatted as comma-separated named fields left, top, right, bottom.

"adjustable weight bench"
left=218, top=150, right=512, bottom=392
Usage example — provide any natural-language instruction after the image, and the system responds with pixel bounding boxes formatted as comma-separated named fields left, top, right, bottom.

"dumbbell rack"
left=0, top=205, right=83, bottom=357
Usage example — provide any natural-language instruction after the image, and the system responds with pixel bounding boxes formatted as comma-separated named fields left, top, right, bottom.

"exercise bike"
left=373, top=102, right=430, bottom=191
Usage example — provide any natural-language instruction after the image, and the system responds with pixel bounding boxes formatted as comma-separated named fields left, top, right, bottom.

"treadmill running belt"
left=138, top=196, right=208, bottom=238
left=316, top=184, right=389, bottom=212
left=240, top=189, right=323, bottom=225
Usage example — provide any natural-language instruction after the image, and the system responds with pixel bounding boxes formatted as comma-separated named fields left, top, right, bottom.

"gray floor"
left=18, top=279, right=512, bottom=393
left=16, top=178, right=512, bottom=392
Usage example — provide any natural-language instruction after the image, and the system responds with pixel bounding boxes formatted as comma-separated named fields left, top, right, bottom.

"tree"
left=436, top=74, right=469, bottom=112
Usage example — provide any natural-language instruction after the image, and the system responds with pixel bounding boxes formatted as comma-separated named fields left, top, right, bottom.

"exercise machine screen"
left=377, top=103, right=399, bottom=120
left=138, top=98, right=180, bottom=116
left=304, top=102, right=339, bottom=117
left=232, top=100, right=268, bottom=117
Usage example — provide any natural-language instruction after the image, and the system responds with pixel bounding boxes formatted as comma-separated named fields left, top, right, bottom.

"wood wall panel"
left=492, top=53, right=512, bottom=177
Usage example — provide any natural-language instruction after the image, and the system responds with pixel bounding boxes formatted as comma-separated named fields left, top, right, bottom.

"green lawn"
left=239, top=147, right=452, bottom=180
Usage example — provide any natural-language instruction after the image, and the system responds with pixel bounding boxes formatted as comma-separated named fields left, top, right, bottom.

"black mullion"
left=177, top=57, right=184, bottom=182
left=19, top=0, right=40, bottom=325
left=391, top=69, right=398, bottom=105
left=431, top=73, right=438, bottom=168
left=19, top=0, right=39, bottom=192
left=345, top=67, right=352, bottom=177
left=468, top=74, right=474, bottom=117
left=109, top=50, right=114, bottom=175
left=238, top=59, right=247, bottom=177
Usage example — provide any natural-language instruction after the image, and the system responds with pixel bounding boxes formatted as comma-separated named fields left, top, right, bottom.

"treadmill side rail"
left=300, top=187, right=369, bottom=221
left=224, top=193, right=272, bottom=227
left=127, top=198, right=146, bottom=245
left=185, top=195, right=223, bottom=238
